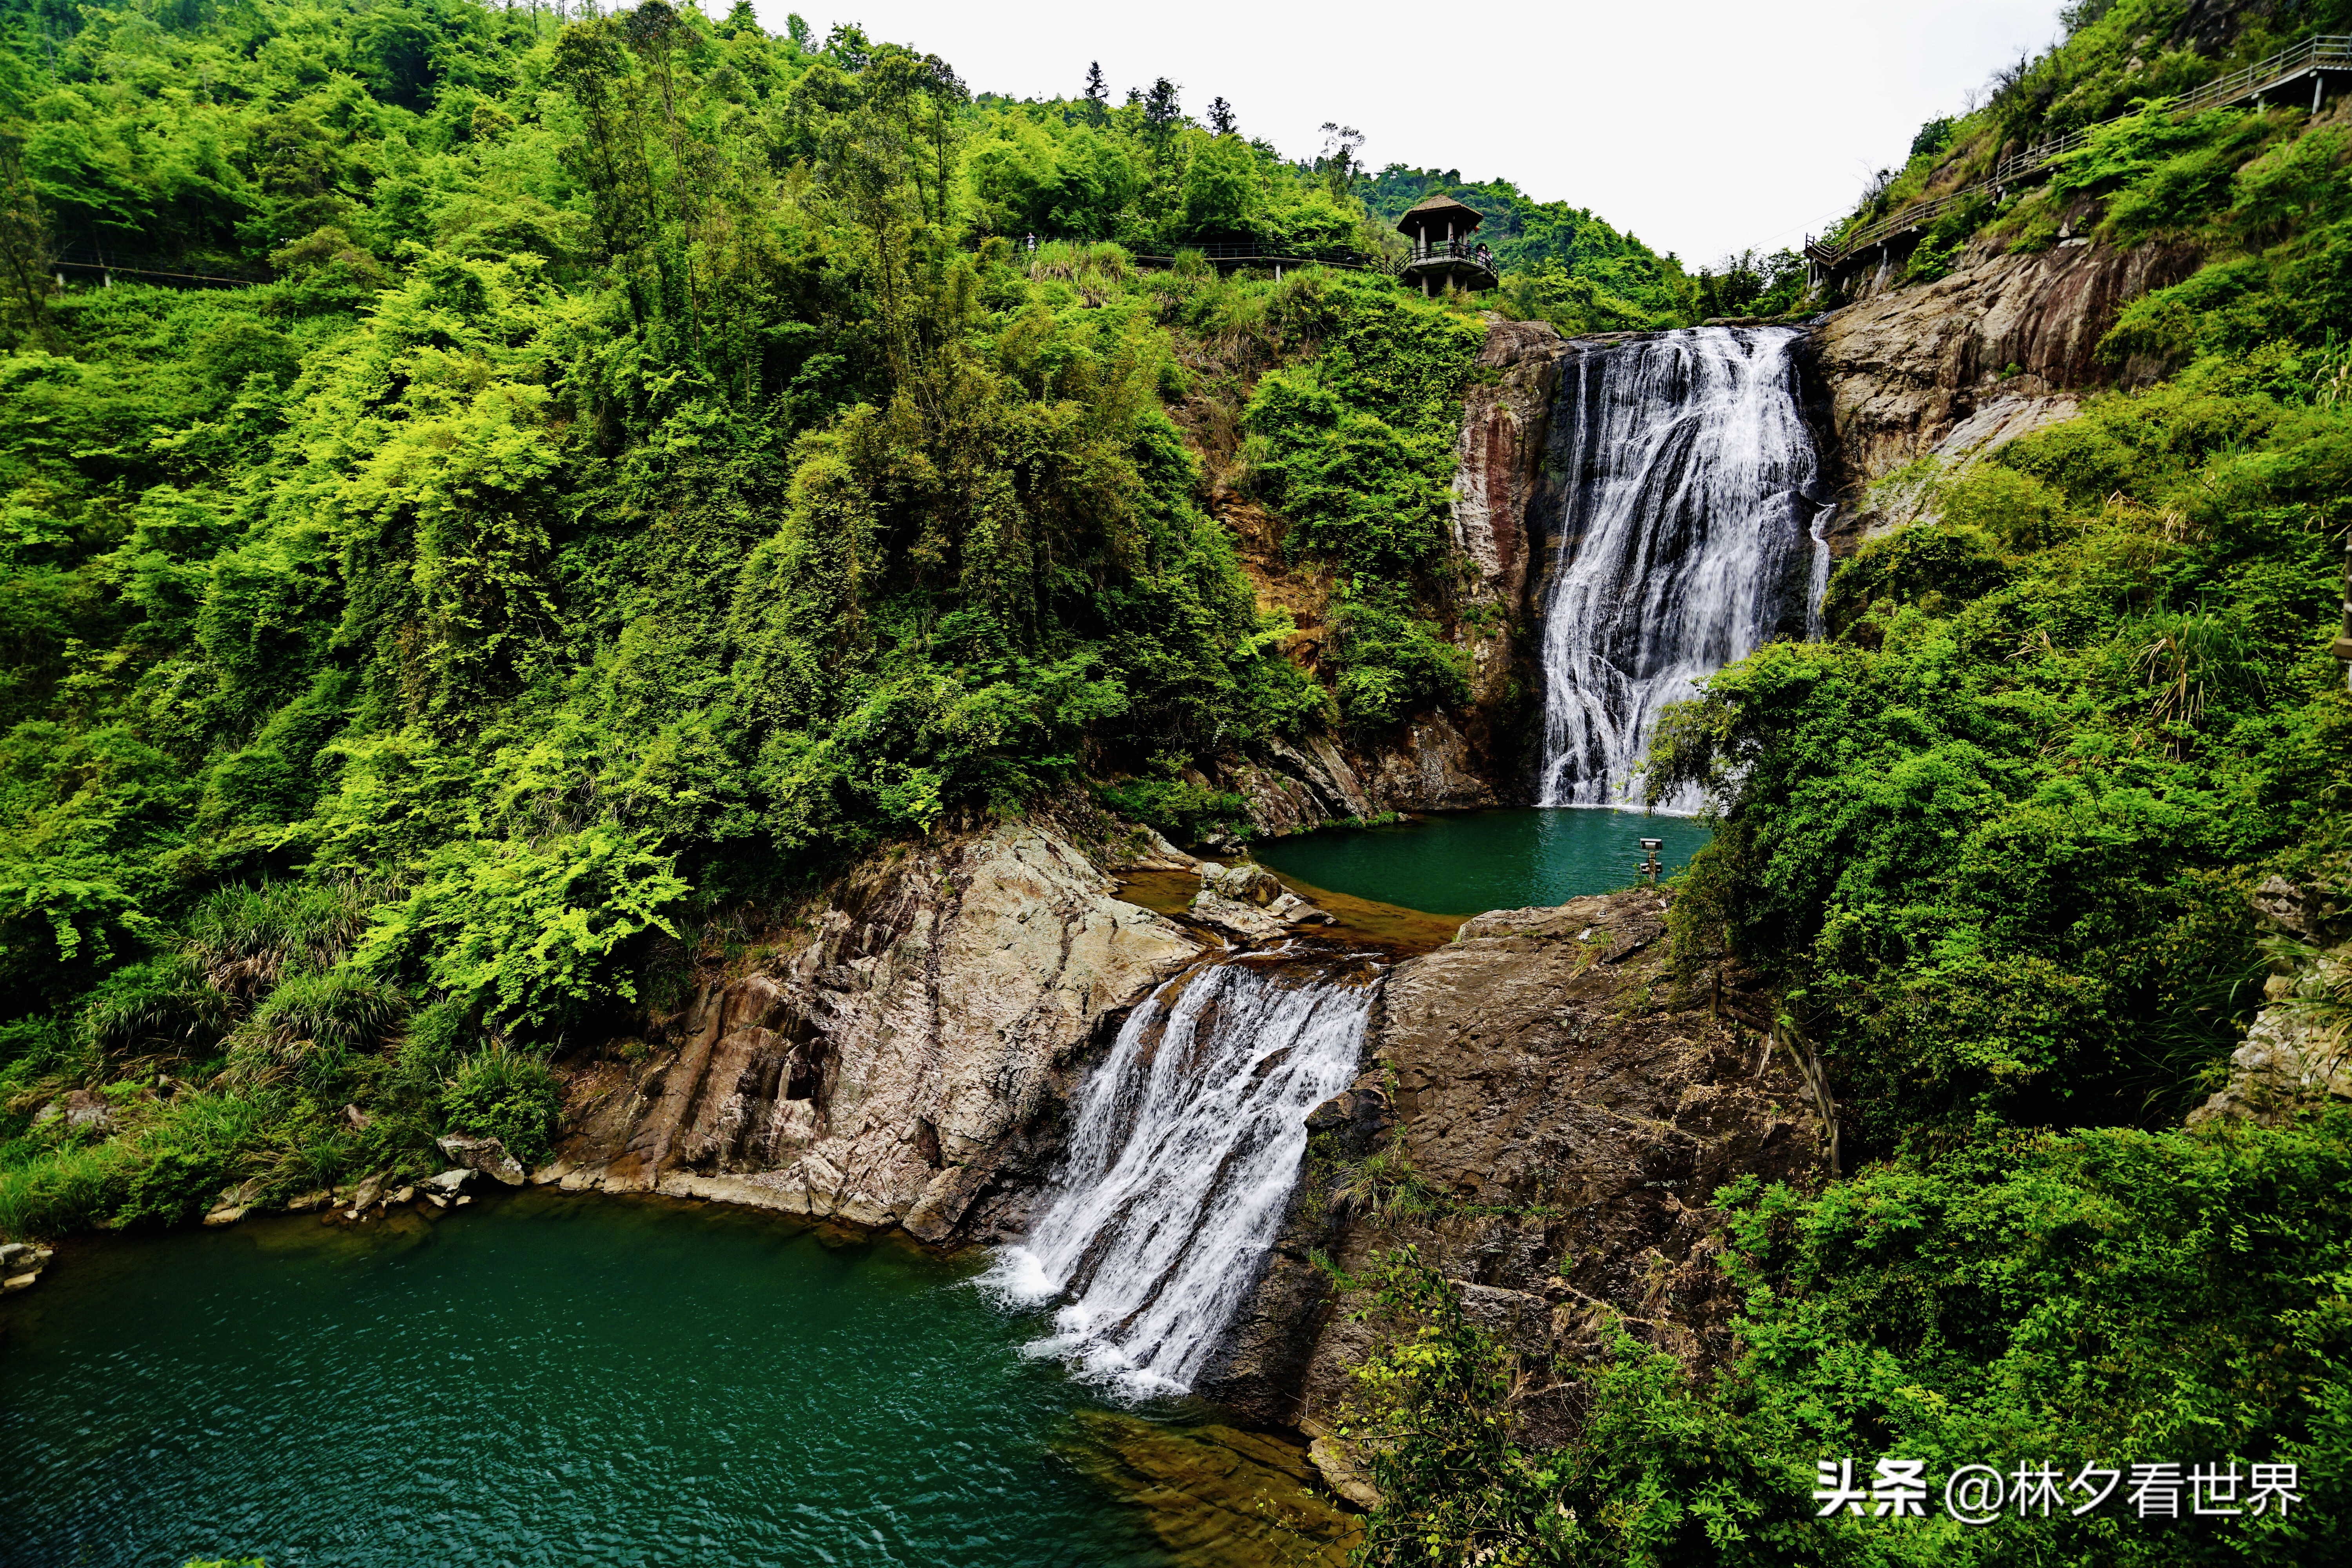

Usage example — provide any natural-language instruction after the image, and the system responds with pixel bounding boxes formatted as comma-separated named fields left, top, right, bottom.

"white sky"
left=750, top=0, right=2070, bottom=265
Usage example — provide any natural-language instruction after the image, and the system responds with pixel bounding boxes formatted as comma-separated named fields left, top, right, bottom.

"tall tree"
left=1206, top=96, right=1235, bottom=136
left=0, top=129, right=55, bottom=350
left=1142, top=77, right=1181, bottom=157
left=1082, top=60, right=1107, bottom=126
left=1319, top=122, right=1363, bottom=200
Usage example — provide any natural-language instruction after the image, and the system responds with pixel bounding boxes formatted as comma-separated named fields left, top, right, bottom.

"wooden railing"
left=1804, top=32, right=2352, bottom=269
left=1402, top=237, right=1497, bottom=269
left=1123, top=241, right=1383, bottom=272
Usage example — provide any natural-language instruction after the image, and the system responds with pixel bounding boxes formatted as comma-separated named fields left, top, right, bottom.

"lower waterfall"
left=988, top=953, right=1373, bottom=1399
left=1535, top=325, right=1824, bottom=811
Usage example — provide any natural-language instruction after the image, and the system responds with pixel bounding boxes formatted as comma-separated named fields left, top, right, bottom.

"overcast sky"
left=750, top=0, right=2071, bottom=265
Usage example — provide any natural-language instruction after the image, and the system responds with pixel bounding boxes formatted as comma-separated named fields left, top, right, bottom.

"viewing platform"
left=1396, top=194, right=1498, bottom=294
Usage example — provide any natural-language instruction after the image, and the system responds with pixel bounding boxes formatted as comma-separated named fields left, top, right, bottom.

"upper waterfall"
left=986, top=952, right=1373, bottom=1400
left=1534, top=325, right=1824, bottom=811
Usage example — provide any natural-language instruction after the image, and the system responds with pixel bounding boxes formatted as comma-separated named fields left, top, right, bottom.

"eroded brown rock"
left=1812, top=236, right=2201, bottom=527
left=553, top=821, right=1206, bottom=1243
left=1452, top=318, right=1570, bottom=612
left=1201, top=888, right=1831, bottom=1440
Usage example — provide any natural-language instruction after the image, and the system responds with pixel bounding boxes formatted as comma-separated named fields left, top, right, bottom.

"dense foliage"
left=1347, top=1115, right=2352, bottom=1565
left=0, top=0, right=1566, bottom=1232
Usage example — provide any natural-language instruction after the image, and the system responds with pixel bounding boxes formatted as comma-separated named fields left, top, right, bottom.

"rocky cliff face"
left=1451, top=319, right=1571, bottom=626
left=1809, top=235, right=2201, bottom=531
left=1212, top=316, right=1569, bottom=836
left=1200, top=889, right=1832, bottom=1441
left=2191, top=875, right=2352, bottom=1126
left=548, top=821, right=1205, bottom=1243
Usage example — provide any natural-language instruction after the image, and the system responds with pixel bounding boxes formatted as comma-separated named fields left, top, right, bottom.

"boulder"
left=2189, top=877, right=2352, bottom=1127
left=351, top=1174, right=385, bottom=1210
left=0, top=1241, right=27, bottom=1267
left=1266, top=892, right=1335, bottom=926
left=1307, top=1436, right=1382, bottom=1511
left=1189, top=889, right=1288, bottom=942
left=436, top=1134, right=526, bottom=1186
left=422, top=1167, right=475, bottom=1194
left=2, top=1272, right=38, bottom=1294
left=214, top=1177, right=267, bottom=1210
left=61, top=1089, right=115, bottom=1136
left=1201, top=861, right=1285, bottom=907
left=201, top=1206, right=247, bottom=1227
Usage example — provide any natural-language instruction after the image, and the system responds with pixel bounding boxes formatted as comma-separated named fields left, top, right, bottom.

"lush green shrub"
left=353, top=828, right=688, bottom=1040
left=1818, top=523, right=2009, bottom=634
left=1328, top=581, right=1471, bottom=729
left=1095, top=778, right=1254, bottom=844
left=439, top=1045, right=563, bottom=1166
left=1242, top=276, right=1486, bottom=579
left=225, top=970, right=408, bottom=1091
left=1338, top=1114, right=2352, bottom=1567
left=1934, top=463, right=2071, bottom=551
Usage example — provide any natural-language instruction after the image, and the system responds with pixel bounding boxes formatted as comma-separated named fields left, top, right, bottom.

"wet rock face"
left=553, top=822, right=1205, bottom=1243
left=1200, top=888, right=1831, bottom=1438
left=1811, top=237, right=2202, bottom=526
left=1452, top=318, right=1570, bottom=610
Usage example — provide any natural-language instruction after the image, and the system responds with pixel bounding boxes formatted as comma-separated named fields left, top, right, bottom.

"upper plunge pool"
left=1253, top=807, right=1711, bottom=919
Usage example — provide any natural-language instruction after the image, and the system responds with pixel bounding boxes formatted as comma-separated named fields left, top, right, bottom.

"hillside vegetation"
left=1341, top=3, right=2352, bottom=1564
left=0, top=0, right=1659, bottom=1232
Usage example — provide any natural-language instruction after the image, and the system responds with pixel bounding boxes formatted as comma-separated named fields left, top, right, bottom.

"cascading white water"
left=1806, top=504, right=1838, bottom=644
left=1535, top=325, right=1823, bottom=811
left=987, top=954, right=1372, bottom=1400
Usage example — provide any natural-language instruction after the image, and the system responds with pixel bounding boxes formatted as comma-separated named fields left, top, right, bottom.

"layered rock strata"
left=548, top=822, right=1206, bottom=1242
left=1810, top=235, right=2201, bottom=530
left=1201, top=888, right=1833, bottom=1446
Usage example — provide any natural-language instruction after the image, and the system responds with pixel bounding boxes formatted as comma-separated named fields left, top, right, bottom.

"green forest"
left=3, top=0, right=2350, bottom=1564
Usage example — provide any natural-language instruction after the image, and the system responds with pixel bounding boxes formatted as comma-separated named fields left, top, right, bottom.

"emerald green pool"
left=1254, top=807, right=1711, bottom=917
left=0, top=1190, right=1350, bottom=1567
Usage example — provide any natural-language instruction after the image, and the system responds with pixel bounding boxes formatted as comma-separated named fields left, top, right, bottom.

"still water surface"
left=0, top=1189, right=1350, bottom=1567
left=1254, top=807, right=1711, bottom=918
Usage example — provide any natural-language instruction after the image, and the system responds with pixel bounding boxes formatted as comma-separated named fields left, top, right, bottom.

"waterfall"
left=987, top=954, right=1372, bottom=1400
left=1806, top=503, right=1838, bottom=643
left=1534, top=326, right=1822, bottom=811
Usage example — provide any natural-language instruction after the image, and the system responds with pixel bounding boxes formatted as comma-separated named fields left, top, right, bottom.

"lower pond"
left=1253, top=807, right=1712, bottom=918
left=0, top=1189, right=1353, bottom=1568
